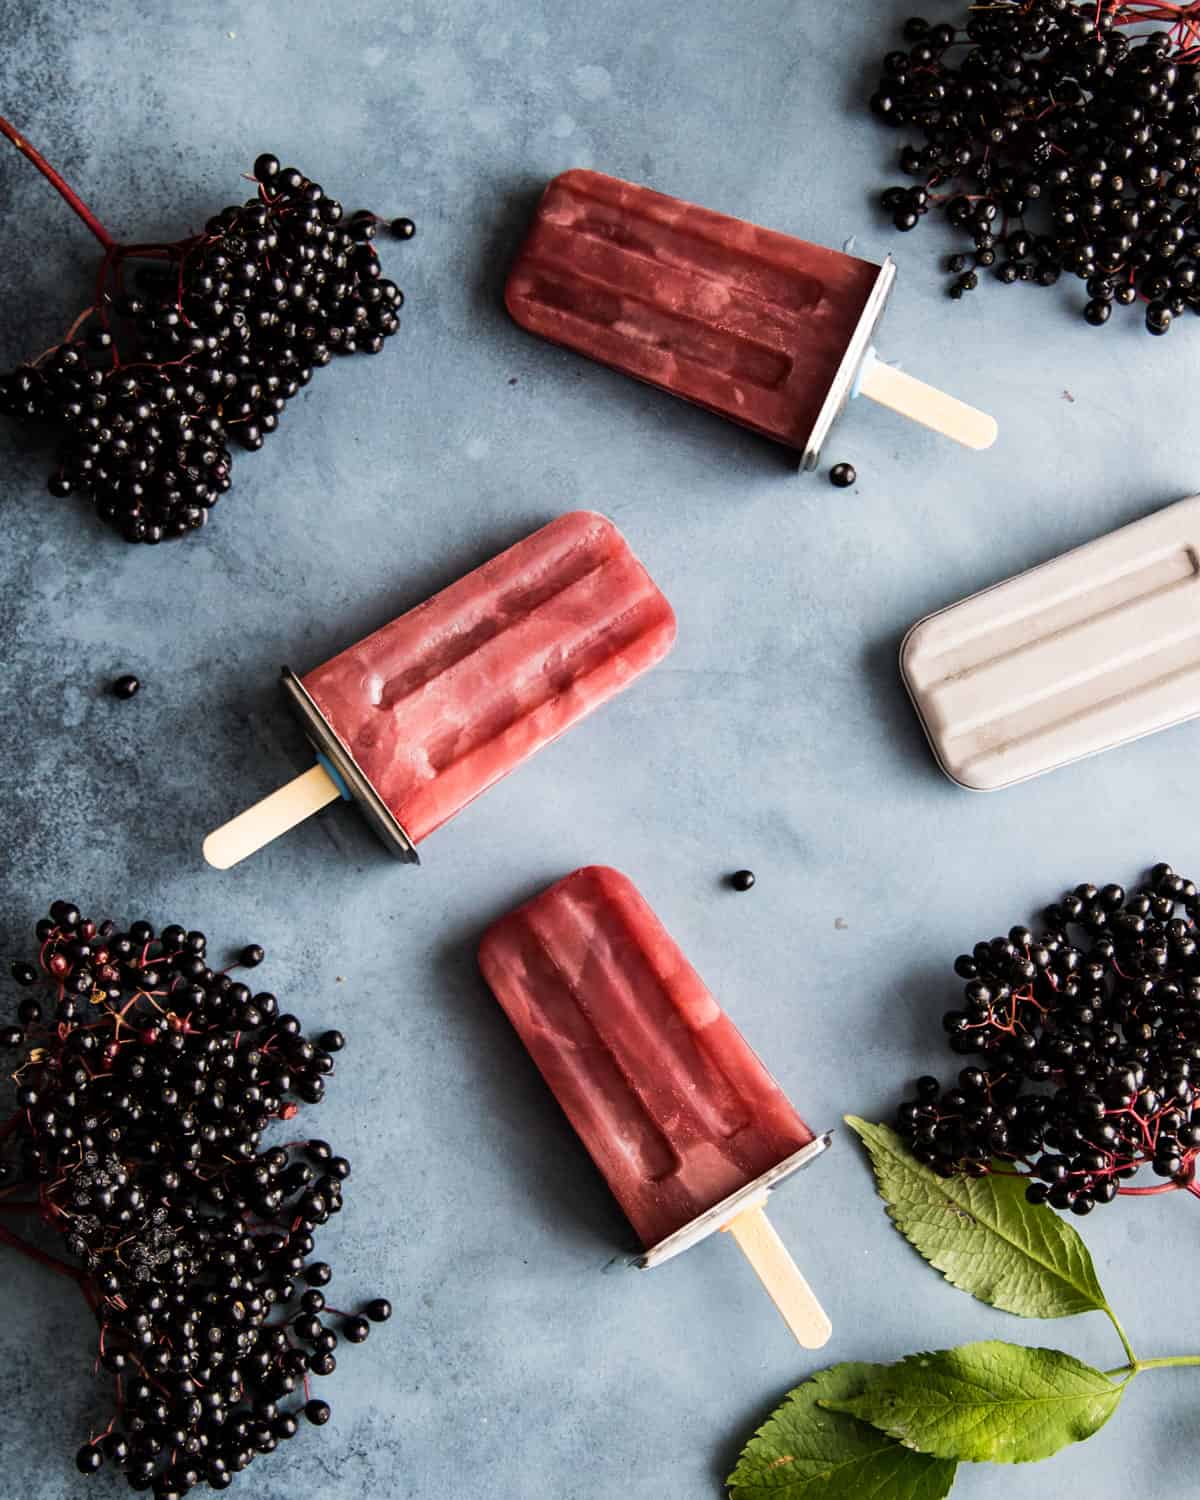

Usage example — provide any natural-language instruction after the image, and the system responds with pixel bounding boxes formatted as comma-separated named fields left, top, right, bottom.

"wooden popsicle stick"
left=202, top=763, right=342, bottom=870
left=858, top=358, right=998, bottom=451
left=722, top=1201, right=832, bottom=1348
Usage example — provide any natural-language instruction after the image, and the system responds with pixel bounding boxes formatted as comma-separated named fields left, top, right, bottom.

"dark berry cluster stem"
left=0, top=113, right=116, bottom=250
left=0, top=1219, right=88, bottom=1285
left=868, top=2, right=1200, bottom=331
left=0, top=132, right=412, bottom=544
left=896, top=863, right=1200, bottom=1216
left=0, top=902, right=390, bottom=1489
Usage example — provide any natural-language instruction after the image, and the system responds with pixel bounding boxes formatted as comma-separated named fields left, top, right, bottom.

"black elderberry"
left=864, top=9, right=1200, bottom=335
left=294, top=1313, right=323, bottom=1343
left=829, top=463, right=857, bottom=489
left=894, top=863, right=1200, bottom=1213
left=0, top=901, right=391, bottom=1485
left=0, top=137, right=411, bottom=545
left=75, top=1442, right=104, bottom=1473
left=103, top=1432, right=129, bottom=1463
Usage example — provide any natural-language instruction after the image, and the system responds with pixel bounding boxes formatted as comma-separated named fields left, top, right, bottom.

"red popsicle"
left=203, top=513, right=675, bottom=866
left=507, top=169, right=997, bottom=464
left=479, top=865, right=831, bottom=1346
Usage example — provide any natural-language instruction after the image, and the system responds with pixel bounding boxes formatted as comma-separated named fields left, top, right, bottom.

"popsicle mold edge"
left=804, top=257, right=896, bottom=470
left=639, top=1132, right=833, bottom=1269
left=280, top=668, right=421, bottom=862
left=899, top=614, right=993, bottom=792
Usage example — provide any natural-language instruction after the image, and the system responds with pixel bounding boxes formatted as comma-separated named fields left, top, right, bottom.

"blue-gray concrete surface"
left=1, top=2, right=1198, bottom=1496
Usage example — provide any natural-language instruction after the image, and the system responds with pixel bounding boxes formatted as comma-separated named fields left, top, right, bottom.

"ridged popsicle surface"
left=303, top=512, right=676, bottom=842
left=902, top=496, right=1200, bottom=790
left=478, top=865, right=813, bottom=1249
left=506, top=169, right=882, bottom=450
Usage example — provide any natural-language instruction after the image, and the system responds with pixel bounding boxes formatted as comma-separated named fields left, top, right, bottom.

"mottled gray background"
left=1, top=1, right=1198, bottom=1497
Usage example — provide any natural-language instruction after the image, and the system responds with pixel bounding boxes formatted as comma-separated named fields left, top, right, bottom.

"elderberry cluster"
left=0, top=152, right=412, bottom=543
left=869, top=3, right=1200, bottom=331
left=0, top=900, right=390, bottom=1493
left=897, top=863, right=1200, bottom=1216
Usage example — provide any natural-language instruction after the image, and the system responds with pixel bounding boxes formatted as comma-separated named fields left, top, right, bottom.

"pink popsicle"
left=302, top=512, right=675, bottom=844
left=479, top=865, right=818, bottom=1251
left=507, top=170, right=997, bottom=464
left=203, top=514, right=675, bottom=867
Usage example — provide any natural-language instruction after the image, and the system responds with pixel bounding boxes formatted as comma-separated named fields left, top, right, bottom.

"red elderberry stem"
left=0, top=114, right=115, bottom=251
left=1117, top=1180, right=1182, bottom=1195
left=0, top=1221, right=87, bottom=1283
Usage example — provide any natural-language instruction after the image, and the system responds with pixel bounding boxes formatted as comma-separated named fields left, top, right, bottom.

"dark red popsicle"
left=507, top=169, right=998, bottom=462
left=506, top=169, right=885, bottom=460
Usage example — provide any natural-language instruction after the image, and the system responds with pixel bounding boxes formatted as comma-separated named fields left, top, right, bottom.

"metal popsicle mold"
left=802, top=256, right=896, bottom=470
left=507, top=171, right=894, bottom=469
left=281, top=668, right=420, bottom=863
left=638, top=1131, right=833, bottom=1269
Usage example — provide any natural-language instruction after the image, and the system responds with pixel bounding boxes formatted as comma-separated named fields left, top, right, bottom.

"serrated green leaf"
left=827, top=1342, right=1124, bottom=1464
left=727, top=1362, right=958, bottom=1500
left=845, top=1117, right=1108, bottom=1319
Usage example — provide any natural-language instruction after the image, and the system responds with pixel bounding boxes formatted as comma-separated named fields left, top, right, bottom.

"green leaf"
left=727, top=1362, right=958, bottom=1500
left=845, top=1117, right=1108, bottom=1319
left=827, top=1342, right=1124, bottom=1464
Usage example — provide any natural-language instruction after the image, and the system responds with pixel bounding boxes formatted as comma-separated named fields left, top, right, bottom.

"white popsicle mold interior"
left=901, top=494, right=1200, bottom=791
